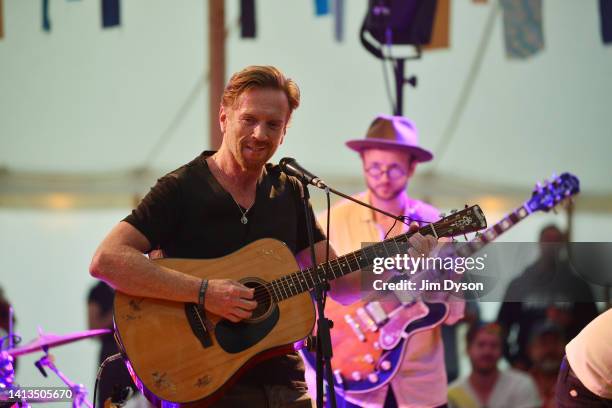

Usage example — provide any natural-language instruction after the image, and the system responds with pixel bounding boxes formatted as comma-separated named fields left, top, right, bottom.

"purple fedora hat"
left=346, top=114, right=433, bottom=162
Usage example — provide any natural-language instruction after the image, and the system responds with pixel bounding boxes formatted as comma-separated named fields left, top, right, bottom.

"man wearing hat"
left=307, top=115, right=465, bottom=407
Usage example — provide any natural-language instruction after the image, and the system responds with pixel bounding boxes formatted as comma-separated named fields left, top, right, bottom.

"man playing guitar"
left=89, top=66, right=438, bottom=407
left=308, top=115, right=464, bottom=408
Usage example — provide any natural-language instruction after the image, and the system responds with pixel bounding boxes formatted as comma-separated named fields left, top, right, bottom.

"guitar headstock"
left=422, top=205, right=487, bottom=238
left=526, top=172, right=580, bottom=213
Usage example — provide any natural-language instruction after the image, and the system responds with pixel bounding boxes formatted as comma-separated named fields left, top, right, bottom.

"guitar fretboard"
left=266, top=206, right=486, bottom=303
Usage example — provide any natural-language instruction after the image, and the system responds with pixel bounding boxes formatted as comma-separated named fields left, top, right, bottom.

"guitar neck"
left=390, top=202, right=535, bottom=304
left=267, top=206, right=486, bottom=302
left=454, top=203, right=532, bottom=258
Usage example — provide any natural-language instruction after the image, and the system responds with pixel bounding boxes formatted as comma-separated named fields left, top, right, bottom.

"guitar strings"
left=250, top=232, right=420, bottom=303
left=256, top=205, right=486, bottom=303
left=248, top=220, right=465, bottom=304
left=250, top=207, right=484, bottom=303
left=250, top=218, right=476, bottom=303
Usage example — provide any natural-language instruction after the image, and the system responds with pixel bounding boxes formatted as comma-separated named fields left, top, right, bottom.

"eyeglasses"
left=365, top=163, right=408, bottom=180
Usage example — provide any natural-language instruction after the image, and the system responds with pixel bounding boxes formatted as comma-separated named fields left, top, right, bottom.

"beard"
left=236, top=141, right=275, bottom=171
left=367, top=179, right=406, bottom=201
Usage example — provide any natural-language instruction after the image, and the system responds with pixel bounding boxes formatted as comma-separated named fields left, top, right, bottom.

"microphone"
left=279, top=157, right=327, bottom=189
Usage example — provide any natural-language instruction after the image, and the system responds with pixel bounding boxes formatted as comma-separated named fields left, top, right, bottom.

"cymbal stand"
left=35, top=348, right=92, bottom=408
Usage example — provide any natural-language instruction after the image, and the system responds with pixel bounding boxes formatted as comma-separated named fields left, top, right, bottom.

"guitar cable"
left=93, top=353, right=122, bottom=408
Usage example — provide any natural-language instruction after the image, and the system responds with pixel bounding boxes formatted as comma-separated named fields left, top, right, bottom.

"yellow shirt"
left=306, top=191, right=465, bottom=408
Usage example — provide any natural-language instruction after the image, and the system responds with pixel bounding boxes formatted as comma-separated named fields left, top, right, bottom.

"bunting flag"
left=240, top=0, right=256, bottom=38
left=424, top=0, right=451, bottom=50
left=500, top=0, right=544, bottom=59
left=601, top=0, right=612, bottom=44
left=0, top=0, right=4, bottom=39
left=315, top=0, right=329, bottom=16
left=102, top=0, right=120, bottom=28
left=332, top=0, right=344, bottom=42
left=42, top=0, right=51, bottom=32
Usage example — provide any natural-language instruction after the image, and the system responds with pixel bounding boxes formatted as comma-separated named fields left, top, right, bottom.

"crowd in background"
left=448, top=224, right=604, bottom=408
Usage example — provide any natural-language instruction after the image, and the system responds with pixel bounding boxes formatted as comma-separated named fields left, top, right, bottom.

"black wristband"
left=198, top=279, right=208, bottom=312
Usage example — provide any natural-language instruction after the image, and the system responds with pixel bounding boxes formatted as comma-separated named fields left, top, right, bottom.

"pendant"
left=241, top=214, right=248, bottom=224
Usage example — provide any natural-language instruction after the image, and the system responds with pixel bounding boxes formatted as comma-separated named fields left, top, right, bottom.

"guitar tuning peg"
left=450, top=209, right=458, bottom=214
left=464, top=204, right=469, bottom=209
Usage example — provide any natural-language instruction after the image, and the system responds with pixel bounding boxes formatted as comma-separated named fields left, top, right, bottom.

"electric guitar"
left=113, top=206, right=487, bottom=406
left=301, top=172, right=580, bottom=395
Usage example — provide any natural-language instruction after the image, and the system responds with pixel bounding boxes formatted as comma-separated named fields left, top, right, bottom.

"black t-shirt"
left=123, top=151, right=325, bottom=387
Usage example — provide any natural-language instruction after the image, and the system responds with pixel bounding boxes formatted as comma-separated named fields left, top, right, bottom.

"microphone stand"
left=298, top=180, right=413, bottom=408
left=325, top=185, right=411, bottom=225
left=297, top=179, right=337, bottom=408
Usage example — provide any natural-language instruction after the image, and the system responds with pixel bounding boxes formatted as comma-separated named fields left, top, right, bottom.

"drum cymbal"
left=7, top=329, right=112, bottom=357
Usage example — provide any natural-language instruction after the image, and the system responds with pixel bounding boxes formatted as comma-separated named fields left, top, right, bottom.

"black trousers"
left=555, top=356, right=612, bottom=407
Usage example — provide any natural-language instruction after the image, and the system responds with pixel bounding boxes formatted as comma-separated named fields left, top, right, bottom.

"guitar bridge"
left=184, top=303, right=213, bottom=348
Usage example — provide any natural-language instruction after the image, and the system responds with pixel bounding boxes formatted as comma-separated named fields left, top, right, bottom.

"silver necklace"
left=230, top=196, right=253, bottom=224
left=209, top=158, right=254, bottom=224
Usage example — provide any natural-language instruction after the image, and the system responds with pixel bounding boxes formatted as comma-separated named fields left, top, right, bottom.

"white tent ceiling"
left=1, top=0, right=611, bottom=206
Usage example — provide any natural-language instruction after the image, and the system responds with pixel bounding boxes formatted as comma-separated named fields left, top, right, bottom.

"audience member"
left=448, top=322, right=541, bottom=408
left=528, top=322, right=565, bottom=408
left=497, top=224, right=598, bottom=369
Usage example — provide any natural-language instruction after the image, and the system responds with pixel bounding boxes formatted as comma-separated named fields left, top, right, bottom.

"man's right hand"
left=204, top=279, right=257, bottom=322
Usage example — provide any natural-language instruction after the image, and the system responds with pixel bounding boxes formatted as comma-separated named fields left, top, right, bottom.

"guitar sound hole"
left=241, top=278, right=274, bottom=322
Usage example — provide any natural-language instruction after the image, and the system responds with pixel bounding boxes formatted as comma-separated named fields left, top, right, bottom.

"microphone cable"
left=93, top=353, right=122, bottom=408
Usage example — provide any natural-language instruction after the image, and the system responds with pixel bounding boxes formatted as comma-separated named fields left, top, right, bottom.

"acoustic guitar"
left=113, top=205, right=487, bottom=406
